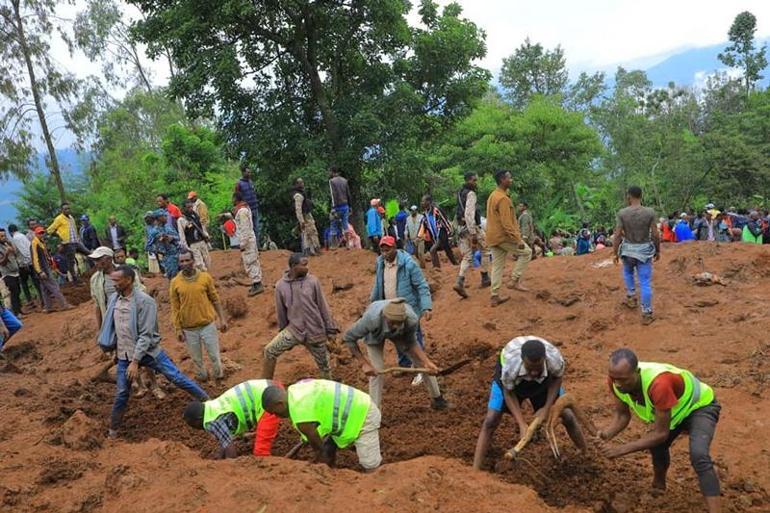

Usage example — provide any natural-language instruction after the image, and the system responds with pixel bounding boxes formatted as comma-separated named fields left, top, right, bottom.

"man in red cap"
left=188, top=191, right=210, bottom=229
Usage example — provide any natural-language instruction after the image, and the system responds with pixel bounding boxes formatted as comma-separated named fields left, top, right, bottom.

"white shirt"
left=11, top=232, right=32, bottom=266
left=500, top=336, right=565, bottom=390
left=110, top=226, right=119, bottom=249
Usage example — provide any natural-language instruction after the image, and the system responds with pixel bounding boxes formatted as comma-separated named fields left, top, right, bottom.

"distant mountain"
left=641, top=39, right=770, bottom=88
left=0, top=149, right=89, bottom=226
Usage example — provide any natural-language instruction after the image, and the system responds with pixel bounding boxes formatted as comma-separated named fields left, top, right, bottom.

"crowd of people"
left=0, top=162, right=751, bottom=513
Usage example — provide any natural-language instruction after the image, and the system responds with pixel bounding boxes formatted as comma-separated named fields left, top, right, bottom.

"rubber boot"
left=453, top=275, right=469, bottom=298
left=248, top=282, right=265, bottom=296
left=480, top=272, right=491, bottom=288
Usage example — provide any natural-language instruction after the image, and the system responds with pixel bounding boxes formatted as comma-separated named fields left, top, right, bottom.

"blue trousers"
left=622, top=256, right=653, bottom=314
left=397, top=325, right=425, bottom=368
left=0, top=308, right=22, bottom=351
left=333, top=204, right=350, bottom=238
left=111, top=350, right=209, bottom=429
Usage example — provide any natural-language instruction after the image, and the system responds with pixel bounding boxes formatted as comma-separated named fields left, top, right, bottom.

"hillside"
left=0, top=243, right=769, bottom=512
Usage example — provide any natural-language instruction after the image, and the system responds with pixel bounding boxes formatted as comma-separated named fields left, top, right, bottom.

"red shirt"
left=166, top=203, right=182, bottom=219
left=608, top=372, right=685, bottom=410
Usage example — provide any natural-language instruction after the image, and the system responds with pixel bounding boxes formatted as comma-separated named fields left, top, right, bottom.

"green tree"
left=718, top=11, right=768, bottom=95
left=0, top=0, right=88, bottom=201
left=499, top=38, right=568, bottom=108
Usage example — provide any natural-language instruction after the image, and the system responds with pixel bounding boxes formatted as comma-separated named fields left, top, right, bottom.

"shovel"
left=377, top=357, right=472, bottom=377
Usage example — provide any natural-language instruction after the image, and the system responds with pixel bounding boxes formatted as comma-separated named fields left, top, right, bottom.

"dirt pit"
left=2, top=244, right=770, bottom=512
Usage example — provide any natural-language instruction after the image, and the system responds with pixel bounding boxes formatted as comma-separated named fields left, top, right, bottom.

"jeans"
left=110, top=350, right=209, bottom=429
left=2, top=275, right=22, bottom=315
left=650, top=401, right=721, bottom=497
left=397, top=324, right=425, bottom=367
left=0, top=308, right=23, bottom=350
left=622, top=257, right=653, bottom=313
left=332, top=204, right=350, bottom=238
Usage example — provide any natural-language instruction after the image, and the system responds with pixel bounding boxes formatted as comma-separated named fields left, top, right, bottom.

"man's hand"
left=126, top=361, right=139, bottom=381
left=361, top=361, right=377, bottom=377
left=534, top=406, right=551, bottom=423
left=613, top=254, right=620, bottom=265
left=422, top=310, right=432, bottom=322
left=1, top=324, right=10, bottom=341
left=601, top=444, right=625, bottom=459
left=654, top=252, right=661, bottom=262
left=423, top=360, right=440, bottom=375
left=517, top=420, right=529, bottom=441
left=177, top=332, right=187, bottom=343
left=218, top=321, right=229, bottom=333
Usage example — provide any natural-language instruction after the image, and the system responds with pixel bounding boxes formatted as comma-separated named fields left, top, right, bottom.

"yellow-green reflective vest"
left=612, top=362, right=714, bottom=430
left=742, top=225, right=762, bottom=244
left=287, top=379, right=371, bottom=448
left=203, top=380, right=273, bottom=436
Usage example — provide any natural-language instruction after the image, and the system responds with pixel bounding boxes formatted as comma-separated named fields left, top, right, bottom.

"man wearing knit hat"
left=343, top=298, right=448, bottom=411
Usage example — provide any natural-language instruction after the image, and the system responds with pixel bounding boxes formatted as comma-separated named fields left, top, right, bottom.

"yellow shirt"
left=485, top=188, right=522, bottom=246
left=47, top=213, right=77, bottom=243
left=169, top=270, right=220, bottom=333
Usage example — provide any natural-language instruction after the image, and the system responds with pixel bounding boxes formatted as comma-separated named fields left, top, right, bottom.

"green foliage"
left=718, top=11, right=768, bottom=94
left=499, top=38, right=568, bottom=108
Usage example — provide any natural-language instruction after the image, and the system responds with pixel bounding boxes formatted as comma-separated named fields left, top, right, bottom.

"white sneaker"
left=411, top=373, right=423, bottom=386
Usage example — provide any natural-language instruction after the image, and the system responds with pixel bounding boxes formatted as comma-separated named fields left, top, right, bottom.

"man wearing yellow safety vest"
left=183, top=380, right=281, bottom=459
left=598, top=349, right=721, bottom=513
left=262, top=379, right=382, bottom=471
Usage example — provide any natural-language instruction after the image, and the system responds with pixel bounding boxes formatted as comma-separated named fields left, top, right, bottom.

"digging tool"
left=544, top=393, right=597, bottom=460
left=503, top=416, right=544, bottom=460
left=285, top=441, right=306, bottom=459
left=377, top=358, right=472, bottom=377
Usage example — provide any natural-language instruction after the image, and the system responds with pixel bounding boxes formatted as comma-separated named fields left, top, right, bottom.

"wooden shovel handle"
left=378, top=367, right=432, bottom=375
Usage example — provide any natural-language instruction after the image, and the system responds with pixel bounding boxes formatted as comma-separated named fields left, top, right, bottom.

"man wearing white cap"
left=89, top=247, right=143, bottom=330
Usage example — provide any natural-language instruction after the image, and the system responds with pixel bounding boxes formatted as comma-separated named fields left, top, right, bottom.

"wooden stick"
left=377, top=367, right=431, bottom=375
left=285, top=441, right=305, bottom=459
left=504, top=416, right=543, bottom=460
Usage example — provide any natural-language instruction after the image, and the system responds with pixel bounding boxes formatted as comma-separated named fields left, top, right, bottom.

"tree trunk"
left=12, top=0, right=66, bottom=204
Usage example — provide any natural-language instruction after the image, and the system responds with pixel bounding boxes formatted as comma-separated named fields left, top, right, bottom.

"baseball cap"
left=679, top=213, right=688, bottom=218
left=88, top=246, right=114, bottom=259
left=379, top=235, right=396, bottom=247
left=187, top=191, right=197, bottom=199
left=80, top=214, right=89, bottom=221
left=410, top=205, right=417, bottom=211
left=34, top=226, right=46, bottom=235
left=370, top=198, right=381, bottom=207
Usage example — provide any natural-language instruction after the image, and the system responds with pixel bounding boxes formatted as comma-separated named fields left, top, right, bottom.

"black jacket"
left=104, top=224, right=127, bottom=249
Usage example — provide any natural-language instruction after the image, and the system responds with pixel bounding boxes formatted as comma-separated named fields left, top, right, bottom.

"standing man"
left=405, top=205, right=424, bottom=265
left=486, top=170, right=531, bottom=306
left=231, top=192, right=264, bottom=296
left=187, top=191, right=210, bottom=230
left=156, top=194, right=182, bottom=232
left=105, top=216, right=128, bottom=251
left=99, top=266, right=209, bottom=438
left=8, top=224, right=40, bottom=310
left=25, top=218, right=39, bottom=242
left=46, top=202, right=81, bottom=280
left=178, top=199, right=211, bottom=272
left=343, top=298, right=448, bottom=411
left=292, top=178, right=321, bottom=256
left=518, top=202, right=536, bottom=257
left=146, top=210, right=181, bottom=279
left=420, top=195, right=457, bottom=268
left=235, top=164, right=260, bottom=243
left=262, top=253, right=337, bottom=380
left=366, top=199, right=383, bottom=251
left=183, top=380, right=281, bottom=458
left=31, top=227, right=73, bottom=312
left=328, top=165, right=352, bottom=246
left=612, top=186, right=660, bottom=325
left=262, top=379, right=382, bottom=471
left=473, top=336, right=587, bottom=470
left=454, top=173, right=491, bottom=298
left=370, top=236, right=432, bottom=382
left=599, top=349, right=721, bottom=513
left=170, top=251, right=228, bottom=383
left=79, top=215, right=100, bottom=253
left=0, top=228, right=22, bottom=316
left=742, top=211, right=763, bottom=244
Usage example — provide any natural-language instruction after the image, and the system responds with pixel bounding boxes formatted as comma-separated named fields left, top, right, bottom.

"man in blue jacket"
left=370, top=236, right=433, bottom=386
left=99, top=265, right=209, bottom=438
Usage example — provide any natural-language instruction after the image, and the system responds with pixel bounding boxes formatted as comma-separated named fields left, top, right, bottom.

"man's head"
left=410, top=205, right=418, bottom=217
left=61, top=202, right=71, bottom=216
left=517, top=201, right=528, bottom=215
left=382, top=298, right=408, bottom=332
left=187, top=191, right=198, bottom=202
left=108, top=215, right=117, bottom=226
left=34, top=226, right=46, bottom=239
left=494, top=169, right=512, bottom=190
left=27, top=218, right=38, bottom=230
left=183, top=401, right=205, bottom=430
left=8, top=224, right=18, bottom=236
left=750, top=211, right=760, bottom=221
left=89, top=247, right=115, bottom=271
left=328, top=165, right=340, bottom=178
left=114, top=248, right=127, bottom=265
left=626, top=186, right=643, bottom=204
left=464, top=172, right=478, bottom=190
left=288, top=252, right=309, bottom=278
left=294, top=178, right=305, bottom=190
left=0, top=227, right=6, bottom=243
left=156, top=194, right=170, bottom=208
left=521, top=339, right=547, bottom=379
left=240, top=164, right=252, bottom=180
left=154, top=208, right=168, bottom=223
left=261, top=386, right=289, bottom=417
left=379, top=236, right=397, bottom=262
left=178, top=250, right=195, bottom=274
left=420, top=194, right=432, bottom=210
left=608, top=348, right=641, bottom=394
left=80, top=214, right=90, bottom=225
left=110, top=265, right=136, bottom=295
left=183, top=199, right=195, bottom=214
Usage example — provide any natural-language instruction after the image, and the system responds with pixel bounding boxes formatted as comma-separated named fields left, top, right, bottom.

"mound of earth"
left=1, top=243, right=769, bottom=512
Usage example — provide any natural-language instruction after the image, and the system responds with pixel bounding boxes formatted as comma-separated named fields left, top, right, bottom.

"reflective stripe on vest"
left=234, top=384, right=255, bottom=430
left=203, top=380, right=271, bottom=436
left=332, top=382, right=355, bottom=436
left=612, top=362, right=714, bottom=429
